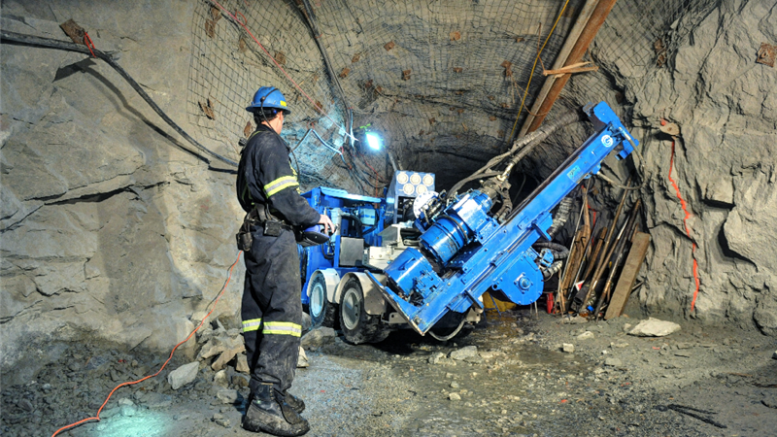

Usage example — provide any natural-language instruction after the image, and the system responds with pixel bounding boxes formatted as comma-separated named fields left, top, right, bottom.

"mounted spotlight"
left=354, top=123, right=385, bottom=153
left=366, top=132, right=382, bottom=151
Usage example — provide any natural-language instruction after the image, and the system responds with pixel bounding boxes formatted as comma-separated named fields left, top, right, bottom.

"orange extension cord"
left=51, top=252, right=243, bottom=437
left=667, top=138, right=700, bottom=312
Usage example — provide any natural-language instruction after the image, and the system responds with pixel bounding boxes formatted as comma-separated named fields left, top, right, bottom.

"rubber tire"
left=338, top=278, right=389, bottom=344
left=309, top=274, right=338, bottom=329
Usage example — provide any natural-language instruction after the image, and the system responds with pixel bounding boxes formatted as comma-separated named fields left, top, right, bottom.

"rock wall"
left=574, top=0, right=777, bottom=334
left=0, top=0, right=250, bottom=381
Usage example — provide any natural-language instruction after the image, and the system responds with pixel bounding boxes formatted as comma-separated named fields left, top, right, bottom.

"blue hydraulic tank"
left=419, top=190, right=498, bottom=266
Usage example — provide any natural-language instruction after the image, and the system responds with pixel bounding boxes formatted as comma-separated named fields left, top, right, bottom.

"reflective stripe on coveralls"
left=262, top=321, right=302, bottom=337
left=242, top=318, right=263, bottom=332
left=264, top=176, right=299, bottom=197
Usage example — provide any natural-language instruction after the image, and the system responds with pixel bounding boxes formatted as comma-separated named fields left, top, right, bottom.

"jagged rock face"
left=0, top=1, right=246, bottom=381
left=0, top=0, right=775, bottom=382
left=605, top=0, right=777, bottom=333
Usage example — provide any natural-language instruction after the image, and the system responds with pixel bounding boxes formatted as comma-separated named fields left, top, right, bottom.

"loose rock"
left=118, top=398, right=136, bottom=417
left=604, top=357, right=622, bottom=367
left=212, top=412, right=231, bottom=427
left=577, top=331, right=595, bottom=340
left=167, top=362, right=200, bottom=390
left=301, top=312, right=312, bottom=333
left=449, top=346, right=478, bottom=361
left=628, top=318, right=681, bottom=337
left=141, top=392, right=173, bottom=409
left=211, top=345, right=245, bottom=371
left=236, top=353, right=250, bottom=373
left=561, top=316, right=587, bottom=324
left=298, top=345, right=309, bottom=368
left=198, top=336, right=243, bottom=360
left=464, top=355, right=484, bottom=364
left=232, top=373, right=250, bottom=388
left=300, top=327, right=336, bottom=349
left=214, top=369, right=229, bottom=387
left=428, top=352, right=445, bottom=364
left=562, top=344, right=575, bottom=354
left=216, top=388, right=239, bottom=404
left=478, top=350, right=503, bottom=360
left=448, top=393, right=461, bottom=401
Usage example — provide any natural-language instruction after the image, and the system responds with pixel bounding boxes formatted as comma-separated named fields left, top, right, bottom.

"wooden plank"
left=547, top=66, right=599, bottom=77
left=543, top=62, right=597, bottom=76
left=604, top=232, right=651, bottom=320
left=523, top=0, right=619, bottom=134
left=518, top=0, right=600, bottom=137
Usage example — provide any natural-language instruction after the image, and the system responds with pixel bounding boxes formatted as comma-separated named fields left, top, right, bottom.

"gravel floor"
left=2, top=310, right=776, bottom=437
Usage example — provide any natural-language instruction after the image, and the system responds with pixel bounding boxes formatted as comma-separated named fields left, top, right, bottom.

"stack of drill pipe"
left=592, top=199, right=642, bottom=318
left=578, top=179, right=631, bottom=314
left=564, top=209, right=605, bottom=313
left=556, top=187, right=590, bottom=313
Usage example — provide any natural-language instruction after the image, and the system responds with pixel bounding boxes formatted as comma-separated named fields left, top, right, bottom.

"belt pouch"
left=263, top=220, right=283, bottom=237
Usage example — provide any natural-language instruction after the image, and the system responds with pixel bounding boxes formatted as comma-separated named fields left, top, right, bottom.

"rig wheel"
left=309, top=274, right=338, bottom=329
left=339, top=277, right=389, bottom=344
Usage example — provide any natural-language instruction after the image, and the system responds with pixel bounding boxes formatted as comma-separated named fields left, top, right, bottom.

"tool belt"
left=236, top=204, right=295, bottom=252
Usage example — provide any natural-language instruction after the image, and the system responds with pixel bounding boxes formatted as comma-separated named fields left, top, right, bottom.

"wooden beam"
left=521, top=0, right=619, bottom=136
left=604, top=232, right=651, bottom=320
left=543, top=66, right=599, bottom=77
left=517, top=0, right=600, bottom=137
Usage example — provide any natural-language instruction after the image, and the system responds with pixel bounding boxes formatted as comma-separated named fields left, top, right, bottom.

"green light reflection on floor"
left=90, top=409, right=170, bottom=437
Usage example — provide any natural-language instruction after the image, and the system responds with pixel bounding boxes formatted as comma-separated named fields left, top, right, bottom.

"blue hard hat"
left=246, top=86, right=291, bottom=114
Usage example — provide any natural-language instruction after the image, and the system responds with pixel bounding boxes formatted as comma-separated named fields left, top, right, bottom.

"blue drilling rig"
left=299, top=102, right=638, bottom=343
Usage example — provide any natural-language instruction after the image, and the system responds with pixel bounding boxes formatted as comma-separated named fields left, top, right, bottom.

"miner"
left=236, top=86, right=333, bottom=436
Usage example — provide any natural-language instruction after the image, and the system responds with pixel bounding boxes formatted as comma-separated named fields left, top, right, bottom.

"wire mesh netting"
left=188, top=0, right=720, bottom=191
left=187, top=0, right=356, bottom=190
left=533, top=0, right=719, bottom=179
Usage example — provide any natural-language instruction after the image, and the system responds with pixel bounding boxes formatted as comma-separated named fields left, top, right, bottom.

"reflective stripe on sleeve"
left=242, top=318, right=263, bottom=332
left=264, top=176, right=299, bottom=197
left=262, top=321, right=302, bottom=337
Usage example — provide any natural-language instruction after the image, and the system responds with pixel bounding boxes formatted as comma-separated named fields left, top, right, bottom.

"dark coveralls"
left=236, top=125, right=320, bottom=400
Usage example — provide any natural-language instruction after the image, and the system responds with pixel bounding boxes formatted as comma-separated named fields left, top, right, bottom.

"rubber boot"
left=284, top=391, right=305, bottom=414
left=246, top=390, right=305, bottom=415
left=243, top=383, right=310, bottom=436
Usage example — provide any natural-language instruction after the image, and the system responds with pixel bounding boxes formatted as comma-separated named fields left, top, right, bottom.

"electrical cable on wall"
left=0, top=30, right=239, bottom=169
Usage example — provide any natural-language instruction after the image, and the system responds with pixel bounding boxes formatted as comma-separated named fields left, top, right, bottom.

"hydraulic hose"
left=0, top=30, right=238, bottom=168
left=542, top=260, right=564, bottom=280
left=533, top=242, right=570, bottom=260
left=428, top=318, right=467, bottom=341
left=449, top=111, right=580, bottom=197
left=498, top=111, right=581, bottom=178
left=547, top=197, right=574, bottom=236
left=447, top=171, right=502, bottom=198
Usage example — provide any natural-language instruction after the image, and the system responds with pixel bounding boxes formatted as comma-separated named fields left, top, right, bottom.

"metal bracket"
left=532, top=222, right=552, bottom=241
